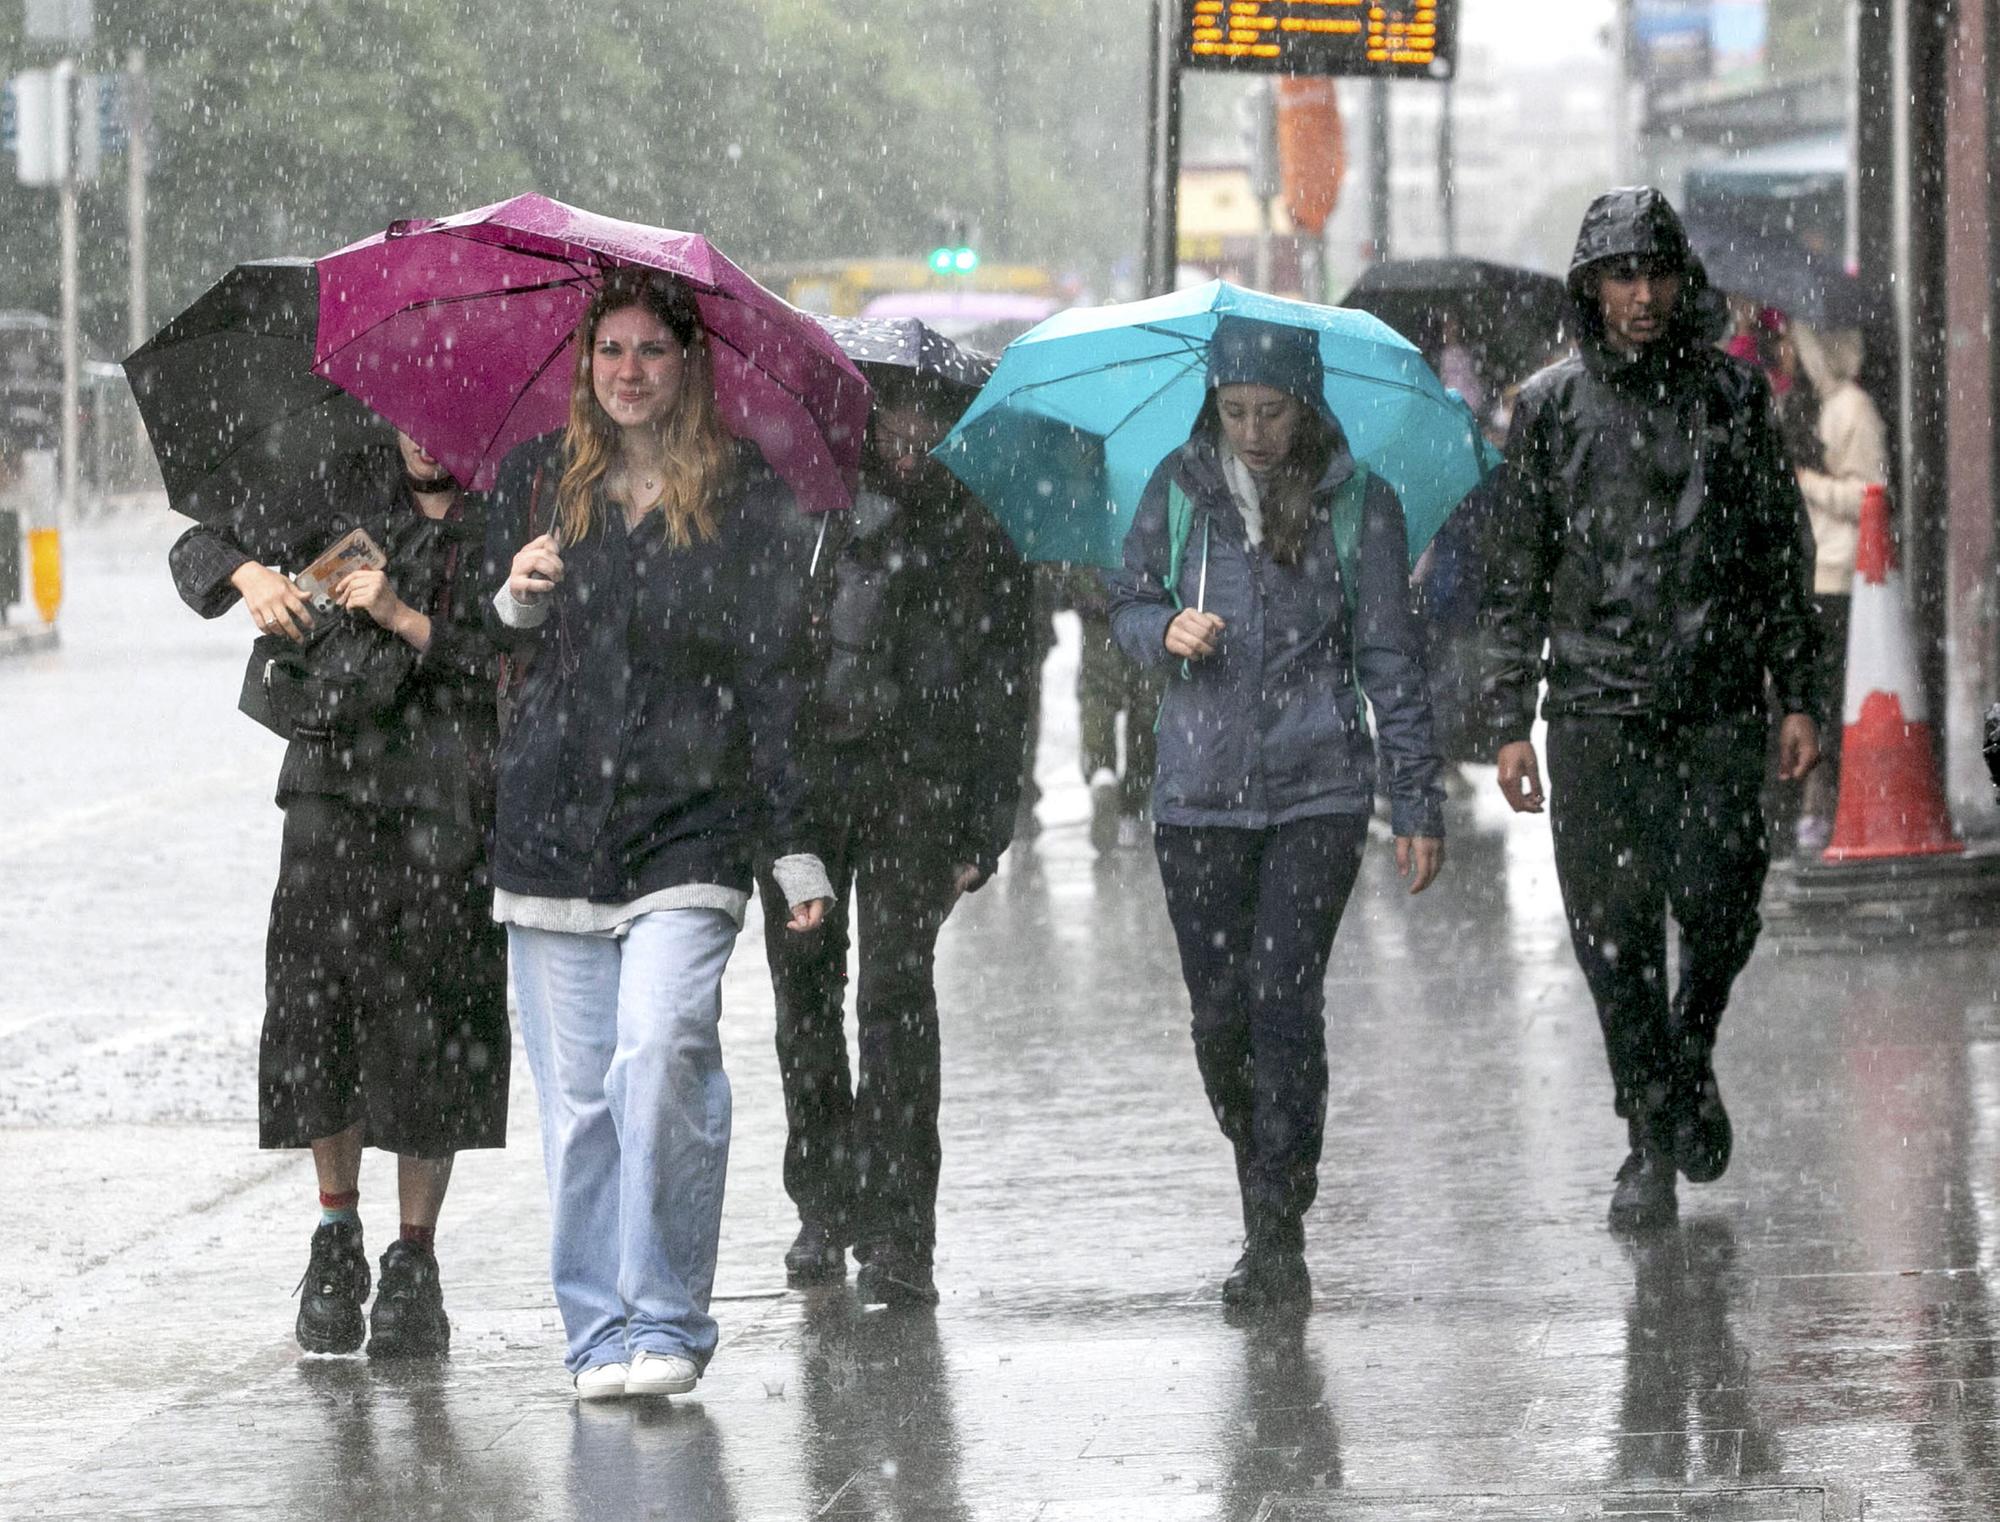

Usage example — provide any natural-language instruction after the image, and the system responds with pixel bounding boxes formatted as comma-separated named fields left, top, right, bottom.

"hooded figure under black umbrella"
left=755, top=326, right=1036, bottom=1307
left=1479, top=187, right=1822, bottom=1232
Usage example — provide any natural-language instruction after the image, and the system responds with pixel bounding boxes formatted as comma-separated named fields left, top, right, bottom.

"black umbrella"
left=1339, top=257, right=1570, bottom=390
left=123, top=258, right=388, bottom=538
left=810, top=315, right=997, bottom=395
left=1684, top=227, right=1868, bottom=329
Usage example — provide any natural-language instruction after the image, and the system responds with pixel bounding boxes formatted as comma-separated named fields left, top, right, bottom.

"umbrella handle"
left=1195, top=517, right=1209, bottom=614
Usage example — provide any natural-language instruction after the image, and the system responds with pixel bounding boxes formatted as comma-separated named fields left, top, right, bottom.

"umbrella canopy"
left=1684, top=226, right=1868, bottom=329
left=1338, top=257, right=1570, bottom=389
left=938, top=280, right=1499, bottom=570
left=312, top=194, right=871, bottom=511
left=124, top=259, right=389, bottom=532
left=811, top=315, right=996, bottom=395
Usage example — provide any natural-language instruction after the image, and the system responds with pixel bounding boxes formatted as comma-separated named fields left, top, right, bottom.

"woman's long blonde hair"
left=555, top=269, right=734, bottom=548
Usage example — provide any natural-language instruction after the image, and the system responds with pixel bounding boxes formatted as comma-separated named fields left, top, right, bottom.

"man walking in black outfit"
left=757, top=371, right=1035, bottom=1304
left=1482, top=187, right=1821, bottom=1230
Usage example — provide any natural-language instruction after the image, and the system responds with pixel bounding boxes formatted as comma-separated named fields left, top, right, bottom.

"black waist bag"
left=239, top=615, right=413, bottom=742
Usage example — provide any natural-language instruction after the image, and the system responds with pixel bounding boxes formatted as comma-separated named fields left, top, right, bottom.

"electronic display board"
left=1179, top=0, right=1455, bottom=79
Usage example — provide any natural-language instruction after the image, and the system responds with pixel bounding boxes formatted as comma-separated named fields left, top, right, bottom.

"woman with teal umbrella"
left=1105, top=315, right=1446, bottom=1311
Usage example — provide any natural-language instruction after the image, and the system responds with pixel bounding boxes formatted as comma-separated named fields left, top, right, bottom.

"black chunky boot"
left=367, top=1240, right=450, bottom=1358
left=296, top=1221, right=371, bottom=1354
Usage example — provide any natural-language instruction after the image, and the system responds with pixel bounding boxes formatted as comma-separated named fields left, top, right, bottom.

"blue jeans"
left=509, top=911, right=737, bottom=1374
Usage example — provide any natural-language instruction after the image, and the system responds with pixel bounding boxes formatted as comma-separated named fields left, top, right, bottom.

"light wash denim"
left=509, top=910, right=737, bottom=1374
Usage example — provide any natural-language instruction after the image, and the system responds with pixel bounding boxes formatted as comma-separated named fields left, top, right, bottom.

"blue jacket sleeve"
left=1104, top=459, right=1181, bottom=668
left=1352, top=476, right=1445, bottom=839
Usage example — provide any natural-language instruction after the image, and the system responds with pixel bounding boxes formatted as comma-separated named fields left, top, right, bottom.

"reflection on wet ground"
left=8, top=535, right=2000, bottom=1517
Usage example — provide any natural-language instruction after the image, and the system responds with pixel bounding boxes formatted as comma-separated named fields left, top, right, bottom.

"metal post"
left=1438, top=77, right=1456, bottom=257
left=1159, top=18, right=1182, bottom=295
left=1142, top=0, right=1162, bottom=294
left=126, top=48, right=147, bottom=356
left=54, top=58, right=78, bottom=526
left=1367, top=77, right=1390, bottom=263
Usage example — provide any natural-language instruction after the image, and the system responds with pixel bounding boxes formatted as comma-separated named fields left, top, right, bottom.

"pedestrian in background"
left=1107, top=315, right=1445, bottom=1311
left=168, top=429, right=506, bottom=1360
left=758, top=368, right=1034, bottom=1306
left=1789, top=319, right=1888, bottom=854
left=487, top=270, right=833, bottom=1400
left=1073, top=567, right=1166, bottom=852
left=1482, top=187, right=1820, bottom=1232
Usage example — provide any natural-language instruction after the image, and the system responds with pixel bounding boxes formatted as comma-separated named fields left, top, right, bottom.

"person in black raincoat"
left=487, top=270, right=832, bottom=1400
left=168, top=431, right=506, bottom=1358
left=1480, top=187, right=1821, bottom=1231
left=756, top=368, right=1034, bottom=1306
left=1106, top=315, right=1445, bottom=1310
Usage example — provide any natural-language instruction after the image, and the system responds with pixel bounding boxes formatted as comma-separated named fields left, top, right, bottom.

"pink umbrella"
left=312, top=193, right=870, bottom=511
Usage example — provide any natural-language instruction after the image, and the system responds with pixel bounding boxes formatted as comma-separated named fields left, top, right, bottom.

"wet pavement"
left=5, top=511, right=2000, bottom=1519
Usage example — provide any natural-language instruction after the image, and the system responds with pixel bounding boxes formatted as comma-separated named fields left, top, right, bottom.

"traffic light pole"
left=54, top=59, right=77, bottom=529
left=1143, top=0, right=1182, bottom=297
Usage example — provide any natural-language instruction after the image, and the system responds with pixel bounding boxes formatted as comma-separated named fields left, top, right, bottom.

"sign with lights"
left=1179, top=0, right=1455, bottom=79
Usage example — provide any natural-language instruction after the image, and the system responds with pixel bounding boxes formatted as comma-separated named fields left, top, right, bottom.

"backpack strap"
left=1163, top=478, right=1196, bottom=609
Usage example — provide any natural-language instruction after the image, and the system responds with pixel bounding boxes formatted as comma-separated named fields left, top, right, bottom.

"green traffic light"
left=952, top=247, right=980, bottom=273
left=928, top=247, right=955, bottom=274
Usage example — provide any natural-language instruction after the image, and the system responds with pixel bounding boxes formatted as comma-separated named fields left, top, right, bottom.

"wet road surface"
left=4, top=512, right=1999, bottom=1519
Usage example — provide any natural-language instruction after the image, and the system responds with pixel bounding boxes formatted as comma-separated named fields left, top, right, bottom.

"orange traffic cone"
left=1822, top=483, right=1963, bottom=861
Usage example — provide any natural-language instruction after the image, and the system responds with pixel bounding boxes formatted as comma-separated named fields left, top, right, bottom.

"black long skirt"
left=259, top=795, right=509, bottom=1155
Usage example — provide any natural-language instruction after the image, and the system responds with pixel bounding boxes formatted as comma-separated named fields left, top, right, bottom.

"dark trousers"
left=758, top=792, right=958, bottom=1264
left=1547, top=715, right=1769, bottom=1142
left=1155, top=815, right=1368, bottom=1250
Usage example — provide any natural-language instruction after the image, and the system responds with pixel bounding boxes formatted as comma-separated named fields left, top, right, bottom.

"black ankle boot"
left=1607, top=1144, right=1678, bottom=1232
left=296, top=1220, right=370, bottom=1354
left=784, top=1220, right=847, bottom=1285
left=1221, top=1244, right=1312, bottom=1309
left=1669, top=1061, right=1732, bottom=1184
left=854, top=1245, right=938, bottom=1307
left=368, top=1240, right=450, bottom=1358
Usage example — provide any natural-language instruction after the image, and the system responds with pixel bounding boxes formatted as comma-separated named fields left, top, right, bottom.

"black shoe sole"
left=1607, top=1197, right=1679, bottom=1233
left=785, top=1256, right=848, bottom=1287
left=855, top=1268, right=939, bottom=1307
left=297, top=1306, right=367, bottom=1355
left=367, top=1322, right=451, bottom=1359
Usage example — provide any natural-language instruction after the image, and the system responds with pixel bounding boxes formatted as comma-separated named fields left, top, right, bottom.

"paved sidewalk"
left=5, top=515, right=2000, bottom=1519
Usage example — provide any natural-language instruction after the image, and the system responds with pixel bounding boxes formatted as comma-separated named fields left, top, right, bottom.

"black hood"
left=1565, top=186, right=1727, bottom=356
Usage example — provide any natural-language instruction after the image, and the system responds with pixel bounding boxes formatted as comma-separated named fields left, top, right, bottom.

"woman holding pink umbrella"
left=486, top=268, right=834, bottom=1401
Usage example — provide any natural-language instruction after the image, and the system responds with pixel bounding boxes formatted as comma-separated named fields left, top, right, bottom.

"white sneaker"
left=627, top=1349, right=698, bottom=1397
left=573, top=1361, right=629, bottom=1401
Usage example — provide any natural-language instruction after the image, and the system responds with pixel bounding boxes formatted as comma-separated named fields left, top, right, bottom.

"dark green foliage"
left=0, top=0, right=1146, bottom=359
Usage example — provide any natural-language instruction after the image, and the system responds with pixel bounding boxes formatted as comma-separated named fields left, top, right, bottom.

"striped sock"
left=319, top=1188, right=360, bottom=1227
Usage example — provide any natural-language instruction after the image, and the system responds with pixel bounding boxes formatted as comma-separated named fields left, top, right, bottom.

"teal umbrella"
left=937, top=280, right=1500, bottom=569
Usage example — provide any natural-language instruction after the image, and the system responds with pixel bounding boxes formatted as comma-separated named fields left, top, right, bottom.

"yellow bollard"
left=28, top=526, right=61, bottom=625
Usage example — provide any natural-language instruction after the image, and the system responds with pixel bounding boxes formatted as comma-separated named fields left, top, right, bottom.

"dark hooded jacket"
left=813, top=476, right=1034, bottom=880
left=1106, top=318, right=1443, bottom=839
left=1480, top=187, right=1820, bottom=739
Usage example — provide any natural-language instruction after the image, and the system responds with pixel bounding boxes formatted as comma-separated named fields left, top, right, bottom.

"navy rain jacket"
left=1105, top=428, right=1444, bottom=839
left=482, top=433, right=823, bottom=903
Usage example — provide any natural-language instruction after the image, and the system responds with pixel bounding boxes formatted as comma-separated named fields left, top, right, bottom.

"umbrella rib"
left=472, top=321, right=580, bottom=470
left=313, top=275, right=594, bottom=369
